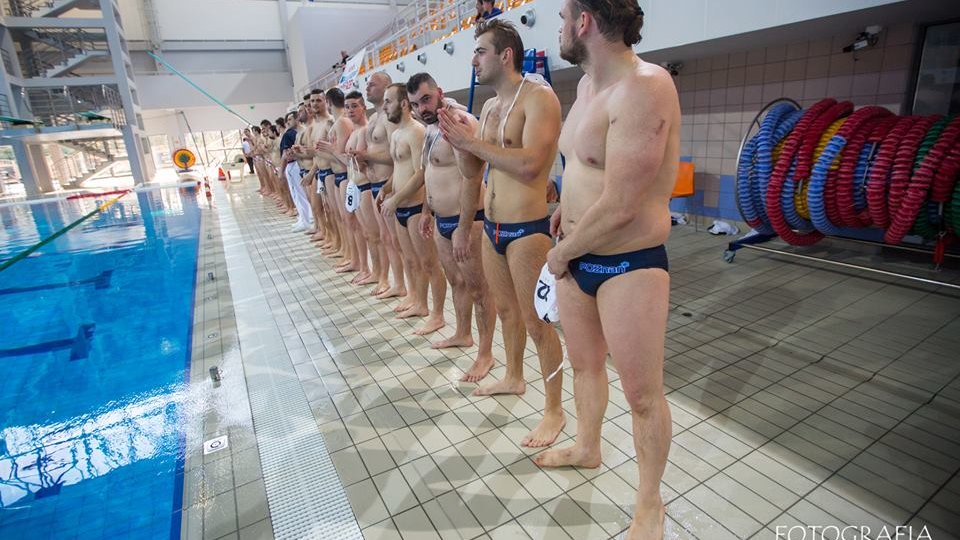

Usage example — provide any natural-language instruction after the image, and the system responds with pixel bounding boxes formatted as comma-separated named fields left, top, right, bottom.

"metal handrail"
left=22, top=84, right=125, bottom=127
left=299, top=0, right=530, bottom=95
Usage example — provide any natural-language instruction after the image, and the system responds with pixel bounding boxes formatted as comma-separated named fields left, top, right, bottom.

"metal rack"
left=723, top=98, right=960, bottom=292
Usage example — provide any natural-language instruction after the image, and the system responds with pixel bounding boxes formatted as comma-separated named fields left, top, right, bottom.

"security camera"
left=443, top=42, right=454, bottom=55
left=417, top=52, right=427, bottom=64
left=520, top=10, right=535, bottom=28
left=843, top=25, right=882, bottom=53
left=660, top=61, right=683, bottom=76
left=396, top=61, right=405, bottom=72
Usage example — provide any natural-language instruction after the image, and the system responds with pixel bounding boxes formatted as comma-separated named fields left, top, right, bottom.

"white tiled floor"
left=218, top=179, right=960, bottom=540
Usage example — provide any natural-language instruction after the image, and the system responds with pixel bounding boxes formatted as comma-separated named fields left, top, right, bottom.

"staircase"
left=17, top=28, right=109, bottom=79
left=51, top=137, right=127, bottom=187
left=22, top=84, right=125, bottom=127
left=4, top=0, right=96, bottom=18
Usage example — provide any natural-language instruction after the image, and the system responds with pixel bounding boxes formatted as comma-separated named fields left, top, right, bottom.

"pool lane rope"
left=0, top=191, right=131, bottom=273
left=738, top=98, right=959, bottom=262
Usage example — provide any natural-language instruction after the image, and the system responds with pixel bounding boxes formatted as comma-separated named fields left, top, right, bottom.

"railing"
left=18, top=28, right=110, bottom=78
left=299, top=0, right=532, bottom=95
left=0, top=93, right=12, bottom=117
left=23, top=84, right=125, bottom=128
left=0, top=48, right=12, bottom=75
left=5, top=0, right=56, bottom=17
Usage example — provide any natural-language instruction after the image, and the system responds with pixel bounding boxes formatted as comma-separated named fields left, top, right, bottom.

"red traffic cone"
left=218, top=167, right=227, bottom=182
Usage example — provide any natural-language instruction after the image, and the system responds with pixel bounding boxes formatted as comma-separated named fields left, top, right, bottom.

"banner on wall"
left=338, top=48, right=367, bottom=92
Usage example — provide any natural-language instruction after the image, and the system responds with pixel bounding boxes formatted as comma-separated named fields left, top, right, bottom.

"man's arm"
left=440, top=86, right=560, bottom=183
left=554, top=73, right=675, bottom=262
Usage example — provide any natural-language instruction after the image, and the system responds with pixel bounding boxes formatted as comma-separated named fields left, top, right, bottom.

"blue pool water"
left=0, top=188, right=201, bottom=539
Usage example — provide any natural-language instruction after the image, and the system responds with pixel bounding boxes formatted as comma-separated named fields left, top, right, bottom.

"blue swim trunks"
left=436, top=210, right=485, bottom=240
left=483, top=216, right=551, bottom=255
left=568, top=245, right=669, bottom=296
left=395, top=204, right=423, bottom=228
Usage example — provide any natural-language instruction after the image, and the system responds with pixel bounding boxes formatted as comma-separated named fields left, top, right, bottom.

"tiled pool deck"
left=181, top=178, right=960, bottom=540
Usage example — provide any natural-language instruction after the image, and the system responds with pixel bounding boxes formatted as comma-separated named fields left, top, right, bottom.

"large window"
left=911, top=21, right=960, bottom=116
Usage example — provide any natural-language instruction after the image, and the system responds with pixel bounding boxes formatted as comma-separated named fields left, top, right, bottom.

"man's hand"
left=546, top=245, right=570, bottom=279
left=418, top=214, right=434, bottom=240
left=550, top=207, right=564, bottom=239
left=381, top=196, right=398, bottom=219
left=315, top=140, right=334, bottom=154
left=452, top=226, right=471, bottom=264
left=438, top=108, right=475, bottom=150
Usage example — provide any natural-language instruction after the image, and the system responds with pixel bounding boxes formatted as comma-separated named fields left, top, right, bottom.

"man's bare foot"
left=394, top=299, right=415, bottom=313
left=459, top=353, right=494, bottom=383
left=376, top=286, right=405, bottom=300
left=521, top=412, right=565, bottom=448
left=371, top=282, right=390, bottom=296
left=532, top=444, right=601, bottom=468
left=624, top=501, right=665, bottom=540
left=473, top=378, right=525, bottom=397
left=352, top=272, right=377, bottom=285
left=336, top=264, right=360, bottom=274
left=396, top=306, right=429, bottom=319
left=413, top=316, right=445, bottom=336
left=304, top=227, right=317, bottom=235
left=432, top=334, right=474, bottom=349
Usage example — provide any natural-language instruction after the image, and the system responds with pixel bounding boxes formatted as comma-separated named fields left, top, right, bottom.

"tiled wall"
left=547, top=23, right=918, bottom=223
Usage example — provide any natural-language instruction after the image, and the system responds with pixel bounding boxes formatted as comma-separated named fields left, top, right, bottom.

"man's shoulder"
left=611, top=63, right=674, bottom=104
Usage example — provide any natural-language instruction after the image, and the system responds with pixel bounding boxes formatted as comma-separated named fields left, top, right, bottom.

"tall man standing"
left=407, top=72, right=497, bottom=381
left=357, top=72, right=406, bottom=300
left=532, top=3, right=677, bottom=539
left=438, top=19, right=565, bottom=447
left=381, top=83, right=447, bottom=335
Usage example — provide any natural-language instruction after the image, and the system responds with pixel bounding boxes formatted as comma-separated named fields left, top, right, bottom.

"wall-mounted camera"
left=417, top=52, right=427, bottom=64
left=660, top=61, right=683, bottom=76
left=842, top=25, right=883, bottom=53
left=520, top=10, right=535, bottom=28
left=396, top=61, right=405, bottom=72
left=443, top=42, right=454, bottom=55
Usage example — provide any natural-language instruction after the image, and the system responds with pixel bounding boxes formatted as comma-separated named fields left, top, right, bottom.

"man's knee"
left=523, top=318, right=554, bottom=342
left=622, top=385, right=665, bottom=417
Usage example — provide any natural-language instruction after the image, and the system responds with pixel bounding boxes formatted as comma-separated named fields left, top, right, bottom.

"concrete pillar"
left=13, top=140, right=54, bottom=198
left=120, top=125, right=146, bottom=185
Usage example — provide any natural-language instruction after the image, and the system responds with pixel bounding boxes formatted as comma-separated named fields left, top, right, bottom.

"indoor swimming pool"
left=0, top=188, right=202, bottom=539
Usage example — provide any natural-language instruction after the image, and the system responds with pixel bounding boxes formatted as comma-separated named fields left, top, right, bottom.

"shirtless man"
left=358, top=72, right=406, bottom=300
left=343, top=90, right=386, bottom=292
left=407, top=72, right=496, bottom=381
left=306, top=89, right=334, bottom=241
left=438, top=19, right=565, bottom=447
left=380, top=83, right=447, bottom=335
left=333, top=91, right=378, bottom=285
left=532, top=3, right=675, bottom=539
left=316, top=88, right=355, bottom=268
left=286, top=103, right=314, bottom=232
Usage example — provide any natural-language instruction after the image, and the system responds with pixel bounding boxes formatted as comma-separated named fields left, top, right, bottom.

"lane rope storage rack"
left=725, top=97, right=960, bottom=291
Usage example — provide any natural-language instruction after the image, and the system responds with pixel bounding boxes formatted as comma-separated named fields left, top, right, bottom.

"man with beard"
left=406, top=72, right=496, bottom=382
left=356, top=72, right=407, bottom=300
left=531, top=3, right=677, bottom=540
left=438, top=19, right=565, bottom=448
left=380, top=83, right=447, bottom=335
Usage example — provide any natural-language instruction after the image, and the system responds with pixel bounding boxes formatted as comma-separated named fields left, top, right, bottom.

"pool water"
left=0, top=188, right=201, bottom=539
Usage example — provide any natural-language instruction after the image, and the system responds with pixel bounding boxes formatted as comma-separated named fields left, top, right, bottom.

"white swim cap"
left=534, top=263, right=560, bottom=324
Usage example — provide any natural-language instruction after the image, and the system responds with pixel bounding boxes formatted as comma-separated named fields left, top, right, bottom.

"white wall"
left=366, top=0, right=906, bottom=96
left=117, top=0, right=288, bottom=42
left=141, top=102, right=289, bottom=140
left=286, top=4, right=397, bottom=91
left=136, top=72, right=293, bottom=110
